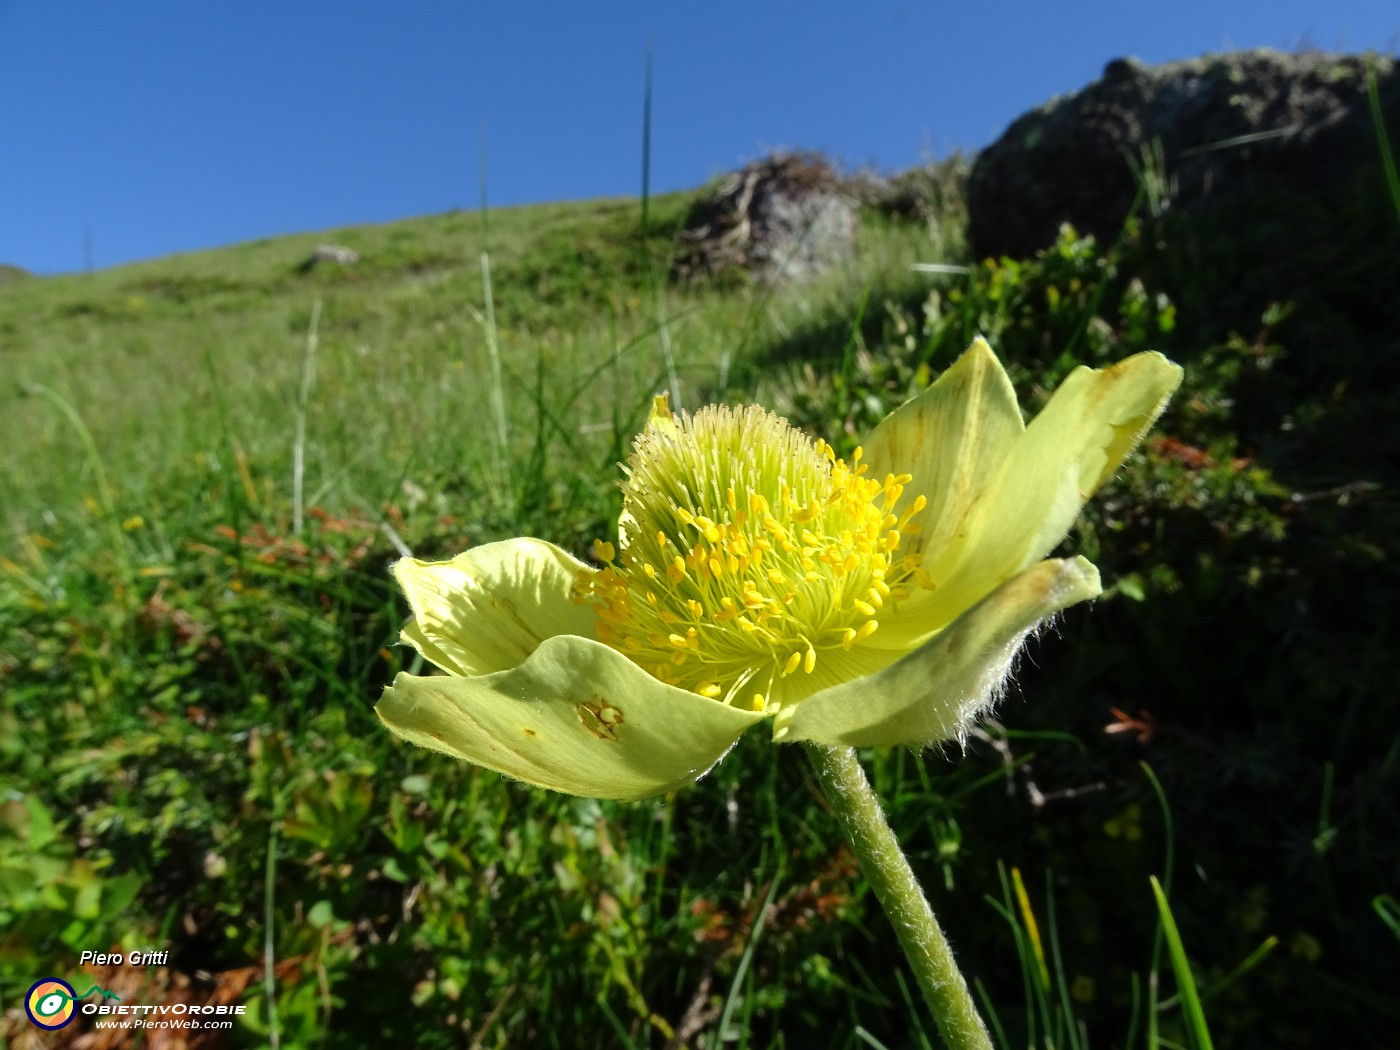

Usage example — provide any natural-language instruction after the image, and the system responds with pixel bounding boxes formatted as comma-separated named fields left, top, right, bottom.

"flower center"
left=581, top=397, right=928, bottom=712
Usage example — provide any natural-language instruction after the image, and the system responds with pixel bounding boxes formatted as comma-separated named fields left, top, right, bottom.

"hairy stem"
left=805, top=743, right=993, bottom=1050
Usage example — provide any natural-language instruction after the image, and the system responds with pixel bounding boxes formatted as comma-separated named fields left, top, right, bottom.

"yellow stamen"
left=579, top=402, right=930, bottom=710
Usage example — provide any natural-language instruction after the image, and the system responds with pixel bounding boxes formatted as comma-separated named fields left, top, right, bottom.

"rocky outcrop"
left=968, top=50, right=1399, bottom=259
left=296, top=244, right=360, bottom=273
left=672, top=152, right=857, bottom=283
left=845, top=156, right=971, bottom=223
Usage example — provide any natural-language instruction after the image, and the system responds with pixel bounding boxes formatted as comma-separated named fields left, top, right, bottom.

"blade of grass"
left=596, top=995, right=641, bottom=1049
left=987, top=863, right=1047, bottom=1048
left=264, top=811, right=281, bottom=1049
left=18, top=381, right=133, bottom=593
left=477, top=129, right=510, bottom=494
left=1124, top=970, right=1143, bottom=1050
left=1159, top=935, right=1278, bottom=1010
left=1141, top=760, right=1175, bottom=1050
left=889, top=968, right=936, bottom=1050
left=1367, top=62, right=1400, bottom=228
left=716, top=872, right=782, bottom=1041
left=1149, top=876, right=1214, bottom=1050
left=1011, top=867, right=1050, bottom=993
left=638, top=43, right=681, bottom=407
left=1375, top=893, right=1400, bottom=941
left=854, top=1026, right=895, bottom=1050
left=291, top=298, right=322, bottom=536
left=972, top=977, right=1011, bottom=1050
left=1044, top=873, right=1086, bottom=1050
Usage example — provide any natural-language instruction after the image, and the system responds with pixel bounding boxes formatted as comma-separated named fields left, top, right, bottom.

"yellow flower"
left=376, top=338, right=1181, bottom=799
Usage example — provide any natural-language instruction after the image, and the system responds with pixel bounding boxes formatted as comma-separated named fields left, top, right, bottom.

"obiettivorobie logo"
left=25, top=949, right=248, bottom=1032
left=25, top=977, right=121, bottom=1030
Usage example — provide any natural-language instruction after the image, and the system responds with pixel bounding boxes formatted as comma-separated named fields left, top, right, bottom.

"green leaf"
left=25, top=795, right=56, bottom=851
left=307, top=900, right=335, bottom=928
left=380, top=857, right=409, bottom=883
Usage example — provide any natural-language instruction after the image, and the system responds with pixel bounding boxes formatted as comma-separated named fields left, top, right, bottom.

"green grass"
left=2, top=151, right=1398, bottom=1048
left=0, top=192, right=934, bottom=539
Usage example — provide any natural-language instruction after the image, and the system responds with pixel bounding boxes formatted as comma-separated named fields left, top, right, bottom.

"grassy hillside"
left=0, top=193, right=938, bottom=536
left=2, top=157, right=1396, bottom=1050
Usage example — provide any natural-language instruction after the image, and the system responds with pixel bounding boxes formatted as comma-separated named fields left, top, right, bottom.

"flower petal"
left=766, top=640, right=898, bottom=715
left=394, top=538, right=597, bottom=677
left=982, top=350, right=1183, bottom=562
left=887, top=350, right=1181, bottom=643
left=376, top=635, right=769, bottom=800
left=860, top=336, right=1024, bottom=567
left=775, top=557, right=1102, bottom=748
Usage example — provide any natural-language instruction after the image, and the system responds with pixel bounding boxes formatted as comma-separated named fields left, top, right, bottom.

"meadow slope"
left=2, top=163, right=1397, bottom=1048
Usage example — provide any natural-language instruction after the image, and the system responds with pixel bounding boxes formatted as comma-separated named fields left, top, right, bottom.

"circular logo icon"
left=26, top=977, right=77, bottom=1030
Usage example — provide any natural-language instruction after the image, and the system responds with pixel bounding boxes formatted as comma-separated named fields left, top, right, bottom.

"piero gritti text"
left=80, top=950, right=170, bottom=966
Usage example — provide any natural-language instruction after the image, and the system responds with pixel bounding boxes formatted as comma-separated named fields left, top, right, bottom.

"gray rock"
left=310, top=243, right=359, bottom=266
left=844, top=157, right=971, bottom=222
left=968, top=49, right=1399, bottom=259
left=673, top=152, right=857, bottom=283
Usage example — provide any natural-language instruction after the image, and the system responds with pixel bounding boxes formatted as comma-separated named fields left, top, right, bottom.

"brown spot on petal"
left=577, top=696, right=624, bottom=741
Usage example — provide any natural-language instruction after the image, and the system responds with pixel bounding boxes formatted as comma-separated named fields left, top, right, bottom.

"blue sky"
left=2, top=2, right=1397, bottom=274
